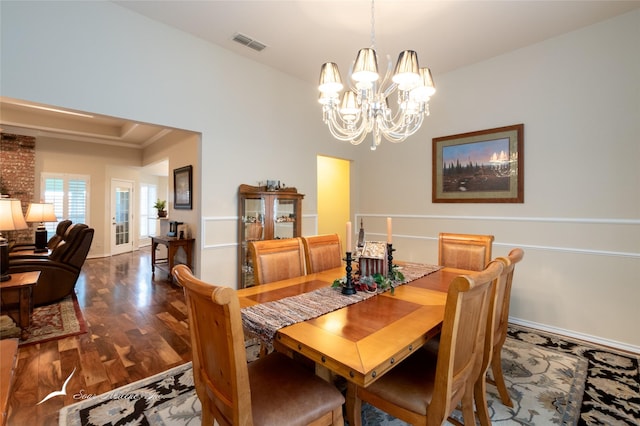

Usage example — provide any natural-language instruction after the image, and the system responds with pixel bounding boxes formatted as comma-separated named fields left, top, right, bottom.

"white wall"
left=34, top=135, right=196, bottom=259
left=2, top=2, right=638, bottom=349
left=356, top=10, right=640, bottom=350
left=34, top=137, right=143, bottom=257
left=1, top=0, right=359, bottom=283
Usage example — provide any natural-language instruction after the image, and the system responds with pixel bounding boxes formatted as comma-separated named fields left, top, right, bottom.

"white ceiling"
left=2, top=1, right=638, bottom=165
left=0, top=97, right=192, bottom=175
left=114, top=0, right=640, bottom=83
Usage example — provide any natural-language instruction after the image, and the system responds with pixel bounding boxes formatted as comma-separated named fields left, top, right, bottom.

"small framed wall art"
left=174, top=165, right=193, bottom=209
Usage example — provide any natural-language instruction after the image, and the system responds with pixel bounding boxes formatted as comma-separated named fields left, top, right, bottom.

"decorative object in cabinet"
left=238, top=184, right=304, bottom=288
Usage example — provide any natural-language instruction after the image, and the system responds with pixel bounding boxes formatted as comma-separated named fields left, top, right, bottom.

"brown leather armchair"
left=9, top=220, right=72, bottom=255
left=6, top=224, right=94, bottom=306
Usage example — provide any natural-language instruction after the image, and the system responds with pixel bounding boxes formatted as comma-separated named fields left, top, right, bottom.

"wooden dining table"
left=237, top=264, right=472, bottom=387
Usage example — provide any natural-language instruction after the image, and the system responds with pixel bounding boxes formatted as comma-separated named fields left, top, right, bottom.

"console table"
left=151, top=236, right=195, bottom=278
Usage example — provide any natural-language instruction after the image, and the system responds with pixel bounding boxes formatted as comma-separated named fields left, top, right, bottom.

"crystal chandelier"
left=318, top=0, right=436, bottom=151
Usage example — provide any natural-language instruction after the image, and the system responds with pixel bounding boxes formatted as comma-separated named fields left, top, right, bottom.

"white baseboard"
left=509, top=317, right=640, bottom=355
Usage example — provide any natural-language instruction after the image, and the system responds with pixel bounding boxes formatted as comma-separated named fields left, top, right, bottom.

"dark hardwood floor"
left=7, top=247, right=192, bottom=426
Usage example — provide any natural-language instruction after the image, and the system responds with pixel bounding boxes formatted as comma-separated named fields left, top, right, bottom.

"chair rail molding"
left=355, top=213, right=640, bottom=225
left=355, top=214, right=639, bottom=259
left=202, top=214, right=318, bottom=250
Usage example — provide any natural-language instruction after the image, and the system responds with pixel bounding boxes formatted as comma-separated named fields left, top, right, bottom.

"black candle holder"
left=342, top=251, right=356, bottom=295
left=387, top=243, right=395, bottom=279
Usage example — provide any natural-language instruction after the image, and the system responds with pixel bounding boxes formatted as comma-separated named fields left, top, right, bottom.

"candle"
left=346, top=221, right=352, bottom=252
left=386, top=217, right=392, bottom=243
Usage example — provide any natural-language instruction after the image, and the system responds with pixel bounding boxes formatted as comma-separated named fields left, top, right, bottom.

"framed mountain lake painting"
left=432, top=124, right=524, bottom=203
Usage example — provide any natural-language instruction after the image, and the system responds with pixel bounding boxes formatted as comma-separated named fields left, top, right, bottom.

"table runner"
left=241, top=263, right=442, bottom=346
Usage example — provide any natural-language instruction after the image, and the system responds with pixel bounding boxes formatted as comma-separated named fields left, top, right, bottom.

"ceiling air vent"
left=232, top=32, right=267, bottom=52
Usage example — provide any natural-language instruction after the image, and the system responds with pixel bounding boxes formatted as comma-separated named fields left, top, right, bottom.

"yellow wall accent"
left=317, top=155, right=350, bottom=250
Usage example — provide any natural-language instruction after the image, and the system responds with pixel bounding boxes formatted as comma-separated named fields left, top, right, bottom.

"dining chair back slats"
left=172, top=264, right=345, bottom=426
left=346, top=261, right=503, bottom=426
left=173, top=265, right=249, bottom=425
left=472, top=248, right=524, bottom=425
left=302, top=234, right=343, bottom=273
left=489, top=248, right=524, bottom=407
left=438, top=233, right=494, bottom=271
left=435, top=262, right=502, bottom=420
left=472, top=257, right=511, bottom=425
left=249, top=238, right=306, bottom=285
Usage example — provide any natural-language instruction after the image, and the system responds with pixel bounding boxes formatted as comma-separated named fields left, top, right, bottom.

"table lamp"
left=25, top=202, right=57, bottom=253
left=1, top=198, right=28, bottom=282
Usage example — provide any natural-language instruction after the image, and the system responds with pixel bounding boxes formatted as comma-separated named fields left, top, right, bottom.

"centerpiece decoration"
left=332, top=264, right=404, bottom=295
left=335, top=218, right=403, bottom=295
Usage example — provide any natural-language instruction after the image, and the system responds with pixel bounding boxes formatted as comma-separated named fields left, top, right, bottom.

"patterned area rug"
left=58, top=325, right=640, bottom=425
left=0, top=294, right=87, bottom=346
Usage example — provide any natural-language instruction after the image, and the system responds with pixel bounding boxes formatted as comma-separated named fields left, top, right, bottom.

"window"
left=140, top=183, right=157, bottom=238
left=41, top=173, right=90, bottom=235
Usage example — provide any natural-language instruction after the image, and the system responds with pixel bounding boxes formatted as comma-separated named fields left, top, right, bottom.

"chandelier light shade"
left=0, top=198, right=28, bottom=282
left=392, top=50, right=420, bottom=89
left=318, top=0, right=435, bottom=150
left=25, top=202, right=58, bottom=253
left=352, top=48, right=379, bottom=85
left=319, top=62, right=344, bottom=93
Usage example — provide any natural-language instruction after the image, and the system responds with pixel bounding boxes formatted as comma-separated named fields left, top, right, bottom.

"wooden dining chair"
left=472, top=254, right=514, bottom=426
left=172, top=265, right=345, bottom=426
left=249, top=237, right=306, bottom=285
left=302, top=234, right=343, bottom=273
left=345, top=261, right=503, bottom=426
left=481, top=248, right=525, bottom=411
left=438, top=232, right=495, bottom=271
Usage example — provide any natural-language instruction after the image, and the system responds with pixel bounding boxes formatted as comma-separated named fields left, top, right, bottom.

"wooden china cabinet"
left=237, top=184, right=304, bottom=288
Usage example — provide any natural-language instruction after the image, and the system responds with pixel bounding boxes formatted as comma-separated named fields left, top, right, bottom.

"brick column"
left=1, top=133, right=36, bottom=244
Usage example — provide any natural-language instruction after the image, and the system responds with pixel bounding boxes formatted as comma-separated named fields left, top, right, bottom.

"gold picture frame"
left=432, top=124, right=524, bottom=203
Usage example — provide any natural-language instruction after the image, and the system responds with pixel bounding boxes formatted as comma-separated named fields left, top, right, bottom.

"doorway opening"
left=317, top=155, right=350, bottom=250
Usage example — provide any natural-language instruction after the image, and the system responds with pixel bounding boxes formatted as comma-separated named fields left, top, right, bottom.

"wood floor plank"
left=78, top=348, right=109, bottom=387
left=102, top=357, right=130, bottom=388
left=7, top=247, right=192, bottom=426
left=59, top=348, right=86, bottom=406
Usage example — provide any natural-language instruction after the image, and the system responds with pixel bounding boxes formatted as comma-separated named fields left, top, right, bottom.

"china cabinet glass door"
left=273, top=198, right=296, bottom=239
left=241, top=197, right=265, bottom=287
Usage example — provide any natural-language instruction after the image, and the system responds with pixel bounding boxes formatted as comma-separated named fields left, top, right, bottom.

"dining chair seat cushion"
left=248, top=351, right=346, bottom=426
left=360, top=347, right=437, bottom=416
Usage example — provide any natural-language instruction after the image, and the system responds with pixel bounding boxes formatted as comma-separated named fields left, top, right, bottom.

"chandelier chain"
left=370, top=0, right=376, bottom=50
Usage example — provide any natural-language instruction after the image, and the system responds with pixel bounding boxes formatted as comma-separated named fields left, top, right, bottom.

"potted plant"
left=154, top=199, right=167, bottom=218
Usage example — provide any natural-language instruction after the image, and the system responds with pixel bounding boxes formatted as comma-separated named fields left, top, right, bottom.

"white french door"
left=111, top=179, right=134, bottom=255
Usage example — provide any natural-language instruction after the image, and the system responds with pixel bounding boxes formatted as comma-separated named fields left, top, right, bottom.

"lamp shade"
left=25, top=203, right=57, bottom=223
left=339, top=91, right=360, bottom=121
left=0, top=198, right=28, bottom=231
left=392, top=50, right=420, bottom=90
left=318, top=62, right=344, bottom=93
left=410, top=67, right=436, bottom=102
left=352, top=48, right=379, bottom=83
